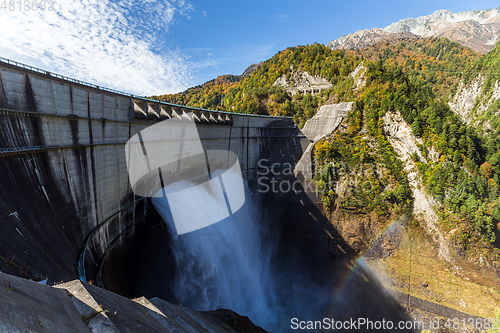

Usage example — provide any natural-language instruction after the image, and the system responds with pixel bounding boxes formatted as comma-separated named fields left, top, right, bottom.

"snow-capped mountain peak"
left=328, top=7, right=500, bottom=54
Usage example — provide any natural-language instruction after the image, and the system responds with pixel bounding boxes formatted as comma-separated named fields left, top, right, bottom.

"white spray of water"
left=150, top=170, right=415, bottom=332
left=151, top=169, right=278, bottom=329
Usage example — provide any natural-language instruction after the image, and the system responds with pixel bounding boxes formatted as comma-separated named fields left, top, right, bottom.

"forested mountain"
left=321, top=49, right=499, bottom=247
left=151, top=74, right=241, bottom=111
left=155, top=38, right=480, bottom=124
left=153, top=38, right=500, bottom=264
left=154, top=43, right=360, bottom=127
left=351, top=37, right=481, bottom=97
left=150, top=63, right=261, bottom=111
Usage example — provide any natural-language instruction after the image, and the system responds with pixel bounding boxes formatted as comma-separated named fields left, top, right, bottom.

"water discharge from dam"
left=151, top=169, right=331, bottom=331
left=150, top=170, right=415, bottom=332
left=152, top=203, right=418, bottom=333
left=152, top=171, right=280, bottom=329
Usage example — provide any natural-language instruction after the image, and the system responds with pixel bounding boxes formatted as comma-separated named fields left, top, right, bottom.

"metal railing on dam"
left=0, top=57, right=308, bottom=287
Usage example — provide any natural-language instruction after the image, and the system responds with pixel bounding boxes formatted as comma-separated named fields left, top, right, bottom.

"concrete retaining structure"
left=294, top=102, right=353, bottom=181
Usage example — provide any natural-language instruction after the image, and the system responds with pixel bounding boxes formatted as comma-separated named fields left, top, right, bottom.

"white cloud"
left=0, top=0, right=194, bottom=95
left=273, top=14, right=288, bottom=22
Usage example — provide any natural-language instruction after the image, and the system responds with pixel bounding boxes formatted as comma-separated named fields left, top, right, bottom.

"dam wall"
left=0, top=58, right=307, bottom=286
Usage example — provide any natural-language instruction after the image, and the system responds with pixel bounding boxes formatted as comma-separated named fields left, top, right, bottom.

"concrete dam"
left=0, top=58, right=321, bottom=297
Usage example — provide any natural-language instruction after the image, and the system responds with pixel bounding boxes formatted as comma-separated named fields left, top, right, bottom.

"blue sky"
left=0, top=0, right=499, bottom=95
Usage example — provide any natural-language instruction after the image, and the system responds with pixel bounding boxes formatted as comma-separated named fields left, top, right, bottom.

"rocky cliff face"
left=325, top=110, right=448, bottom=257
left=449, top=76, right=487, bottom=125
left=294, top=102, right=353, bottom=180
left=328, top=29, right=417, bottom=51
left=328, top=8, right=500, bottom=54
left=241, top=62, right=262, bottom=78
left=350, top=62, right=367, bottom=92
left=273, top=69, right=332, bottom=95
left=448, top=75, right=500, bottom=129
left=383, top=110, right=451, bottom=262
